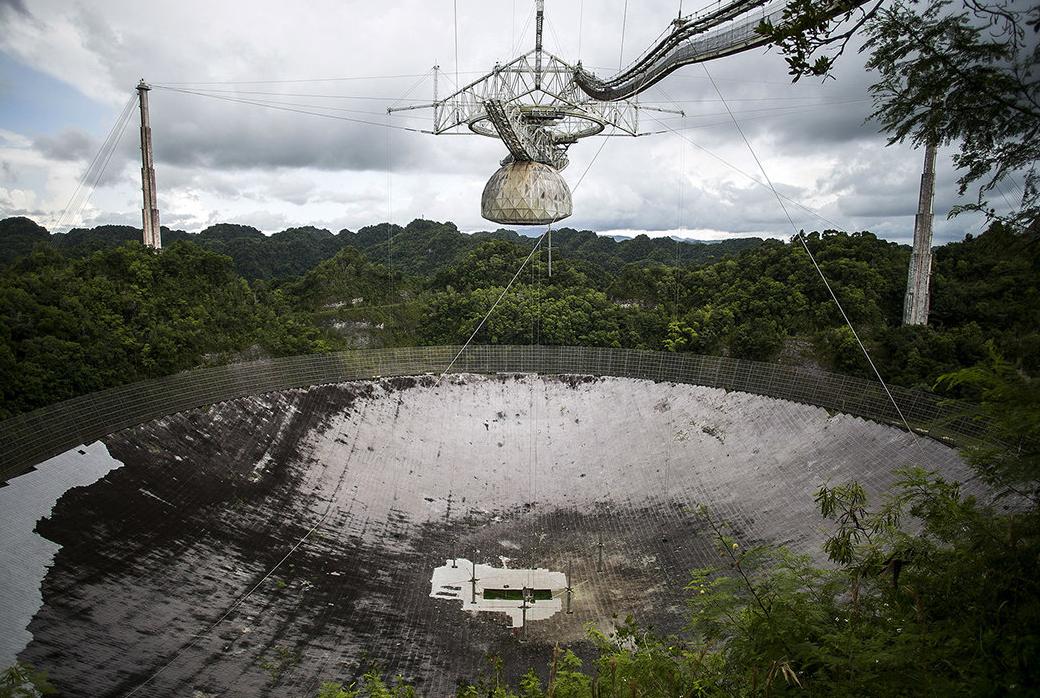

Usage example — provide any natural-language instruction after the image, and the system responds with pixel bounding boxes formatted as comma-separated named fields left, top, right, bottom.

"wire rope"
left=674, top=130, right=686, bottom=321
left=641, top=95, right=872, bottom=103
left=435, top=135, right=611, bottom=385
left=382, top=70, right=435, bottom=332
left=993, top=181, right=1016, bottom=213
left=454, top=0, right=461, bottom=94
left=156, top=72, right=436, bottom=86
left=60, top=96, right=135, bottom=225
left=389, top=70, right=434, bottom=109
left=657, top=71, right=834, bottom=87
left=700, top=62, right=915, bottom=435
left=124, top=507, right=335, bottom=696
left=127, top=390, right=382, bottom=695
left=644, top=111, right=846, bottom=231
left=644, top=97, right=870, bottom=114
left=512, top=5, right=536, bottom=56
left=387, top=112, right=394, bottom=328
left=53, top=93, right=137, bottom=235
left=152, top=86, right=432, bottom=133
left=149, top=85, right=434, bottom=101
left=639, top=100, right=873, bottom=135
left=545, top=15, right=569, bottom=58
left=578, top=0, right=585, bottom=59
left=619, top=0, right=630, bottom=70
left=145, top=94, right=430, bottom=121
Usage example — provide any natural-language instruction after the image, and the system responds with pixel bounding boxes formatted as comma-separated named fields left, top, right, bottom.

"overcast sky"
left=0, top=0, right=1015, bottom=244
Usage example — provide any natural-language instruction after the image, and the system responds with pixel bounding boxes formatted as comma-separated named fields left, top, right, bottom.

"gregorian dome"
left=481, top=160, right=573, bottom=225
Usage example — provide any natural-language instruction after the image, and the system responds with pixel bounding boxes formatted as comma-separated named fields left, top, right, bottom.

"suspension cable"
left=644, top=110, right=846, bottom=231
left=150, top=85, right=434, bottom=101
left=578, top=0, right=585, bottom=59
left=387, top=112, right=394, bottom=324
left=674, top=131, right=686, bottom=321
left=618, top=0, right=630, bottom=70
left=53, top=93, right=137, bottom=234
left=125, top=508, right=335, bottom=695
left=436, top=135, right=611, bottom=385
left=700, top=62, right=914, bottom=434
left=382, top=72, right=436, bottom=329
left=156, top=72, right=434, bottom=86
left=152, top=86, right=432, bottom=133
left=454, top=0, right=461, bottom=93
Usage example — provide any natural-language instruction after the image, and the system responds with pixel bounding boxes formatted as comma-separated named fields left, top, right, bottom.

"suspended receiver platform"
left=391, top=0, right=866, bottom=225
left=389, top=1, right=679, bottom=226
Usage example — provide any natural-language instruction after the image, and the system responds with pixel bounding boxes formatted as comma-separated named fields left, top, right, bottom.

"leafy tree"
left=281, top=246, right=398, bottom=312
left=317, top=673, right=416, bottom=698
left=729, top=319, right=784, bottom=361
left=936, top=346, right=1040, bottom=498
left=0, top=216, right=1037, bottom=419
left=0, top=218, right=49, bottom=266
left=759, top=0, right=1040, bottom=227
left=0, top=663, right=55, bottom=698
left=0, top=240, right=343, bottom=417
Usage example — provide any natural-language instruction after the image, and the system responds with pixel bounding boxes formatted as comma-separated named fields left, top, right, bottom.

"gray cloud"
left=14, top=0, right=887, bottom=174
left=0, top=0, right=29, bottom=16
left=0, top=0, right=997, bottom=241
left=223, top=209, right=290, bottom=231
left=33, top=129, right=96, bottom=161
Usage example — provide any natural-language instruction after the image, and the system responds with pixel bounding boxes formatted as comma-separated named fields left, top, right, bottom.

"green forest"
left=1, top=215, right=1037, bottom=420
left=1, top=215, right=1038, bottom=697
left=3, top=0, right=1037, bottom=690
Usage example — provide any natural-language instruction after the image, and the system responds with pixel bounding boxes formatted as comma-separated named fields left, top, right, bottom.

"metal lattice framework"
left=387, top=0, right=874, bottom=224
left=392, top=0, right=871, bottom=165
left=389, top=2, right=679, bottom=171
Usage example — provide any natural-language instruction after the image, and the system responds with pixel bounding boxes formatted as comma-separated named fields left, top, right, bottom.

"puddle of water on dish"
left=430, top=558, right=567, bottom=628
left=0, top=442, right=126, bottom=667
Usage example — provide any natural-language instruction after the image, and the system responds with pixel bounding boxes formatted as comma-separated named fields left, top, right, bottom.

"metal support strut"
left=469, top=552, right=479, bottom=604
left=534, top=0, right=544, bottom=89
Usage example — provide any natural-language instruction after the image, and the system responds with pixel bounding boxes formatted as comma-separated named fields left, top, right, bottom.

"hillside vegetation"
left=0, top=216, right=1036, bottom=419
left=1, top=215, right=1038, bottom=696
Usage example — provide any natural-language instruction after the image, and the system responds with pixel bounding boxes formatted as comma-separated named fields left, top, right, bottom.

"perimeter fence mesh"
left=0, top=346, right=991, bottom=482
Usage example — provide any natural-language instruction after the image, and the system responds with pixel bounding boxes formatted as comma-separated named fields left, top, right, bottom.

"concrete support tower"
left=137, top=79, right=161, bottom=250
left=903, top=142, right=937, bottom=325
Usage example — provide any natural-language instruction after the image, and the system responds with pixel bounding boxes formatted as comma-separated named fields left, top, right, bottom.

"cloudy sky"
left=0, top=0, right=1014, bottom=244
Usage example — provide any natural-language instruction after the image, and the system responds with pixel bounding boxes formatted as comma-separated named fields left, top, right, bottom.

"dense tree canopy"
left=1, top=242, right=255, bottom=417
left=760, top=0, right=1039, bottom=228
left=1, top=213, right=1038, bottom=695
left=0, top=216, right=1037, bottom=418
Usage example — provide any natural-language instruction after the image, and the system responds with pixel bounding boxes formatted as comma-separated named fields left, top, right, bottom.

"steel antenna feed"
left=389, top=0, right=681, bottom=225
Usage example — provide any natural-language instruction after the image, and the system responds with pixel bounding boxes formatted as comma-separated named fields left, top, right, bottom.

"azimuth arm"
left=575, top=0, right=870, bottom=102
